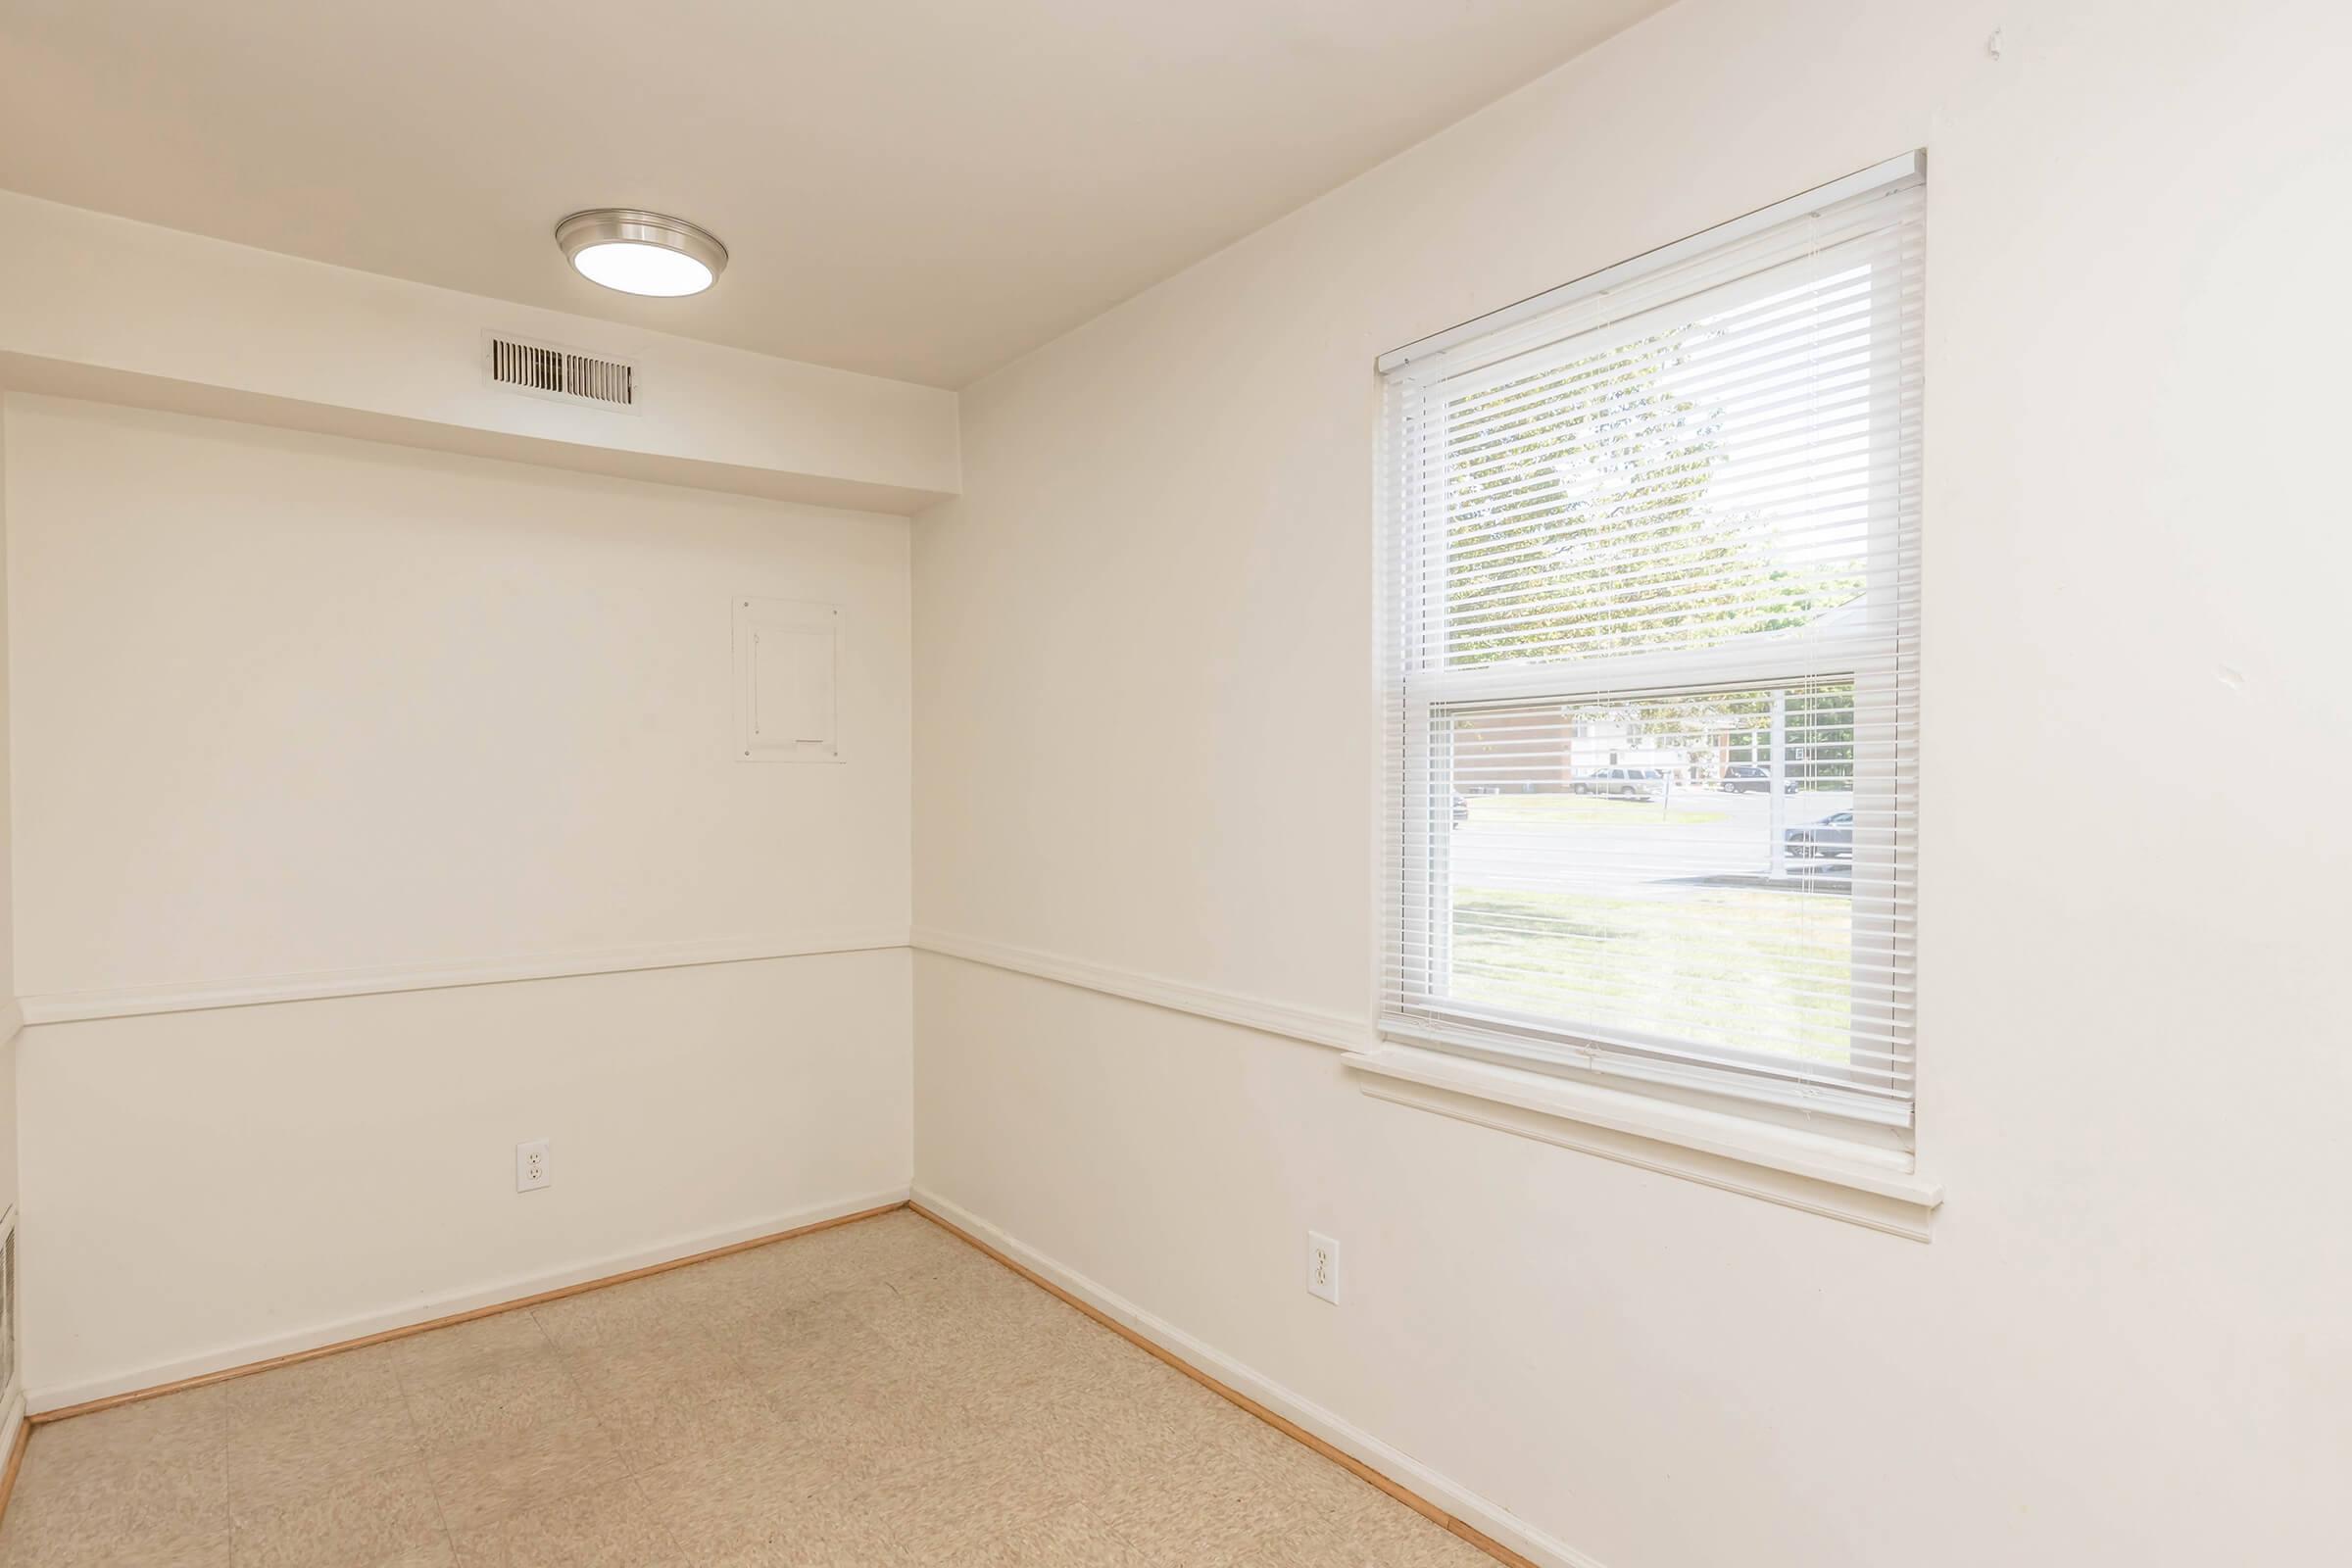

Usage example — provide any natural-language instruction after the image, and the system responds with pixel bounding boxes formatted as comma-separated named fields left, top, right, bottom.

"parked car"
left=1571, top=767, right=1663, bottom=799
left=1723, top=763, right=1797, bottom=794
left=1784, top=810, right=1854, bottom=858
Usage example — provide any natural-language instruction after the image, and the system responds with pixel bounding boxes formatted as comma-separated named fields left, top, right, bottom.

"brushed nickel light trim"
left=555, top=209, right=728, bottom=297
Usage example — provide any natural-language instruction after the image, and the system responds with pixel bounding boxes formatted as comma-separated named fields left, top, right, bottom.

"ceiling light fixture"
left=556, top=209, right=728, bottom=297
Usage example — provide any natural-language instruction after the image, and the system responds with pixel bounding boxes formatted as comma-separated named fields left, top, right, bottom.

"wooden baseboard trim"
left=907, top=1201, right=1540, bottom=1568
left=28, top=1200, right=909, bottom=1427
left=10, top=1196, right=1541, bottom=1564
left=0, top=1414, right=27, bottom=1533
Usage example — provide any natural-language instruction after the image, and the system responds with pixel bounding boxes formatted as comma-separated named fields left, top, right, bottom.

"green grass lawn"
left=1447, top=883, right=1854, bottom=1065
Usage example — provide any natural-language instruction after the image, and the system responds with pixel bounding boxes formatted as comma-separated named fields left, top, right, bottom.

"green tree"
left=1440, top=318, right=1862, bottom=788
left=1441, top=322, right=1856, bottom=669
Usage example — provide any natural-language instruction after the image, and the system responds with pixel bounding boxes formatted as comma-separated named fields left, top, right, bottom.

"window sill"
left=1342, top=1045, right=1942, bottom=1241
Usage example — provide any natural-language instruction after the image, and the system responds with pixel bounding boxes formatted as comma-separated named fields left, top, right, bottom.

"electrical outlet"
left=515, top=1139, right=551, bottom=1193
left=1306, top=1231, right=1340, bottom=1303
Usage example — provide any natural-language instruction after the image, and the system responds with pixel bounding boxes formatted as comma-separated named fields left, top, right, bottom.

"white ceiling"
left=0, top=0, right=1666, bottom=387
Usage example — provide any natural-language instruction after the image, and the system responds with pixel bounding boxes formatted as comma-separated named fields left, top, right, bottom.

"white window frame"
left=1373, top=154, right=1924, bottom=1149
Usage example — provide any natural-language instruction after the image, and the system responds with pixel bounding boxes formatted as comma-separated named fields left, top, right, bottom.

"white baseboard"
left=28, top=1185, right=910, bottom=1415
left=910, top=1188, right=1607, bottom=1568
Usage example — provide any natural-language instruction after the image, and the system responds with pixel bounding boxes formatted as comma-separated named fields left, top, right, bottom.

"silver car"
left=1571, top=767, right=1663, bottom=800
left=1785, top=810, right=1855, bottom=858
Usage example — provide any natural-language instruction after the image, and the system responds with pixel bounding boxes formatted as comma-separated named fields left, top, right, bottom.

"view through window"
left=1380, top=165, right=1922, bottom=1127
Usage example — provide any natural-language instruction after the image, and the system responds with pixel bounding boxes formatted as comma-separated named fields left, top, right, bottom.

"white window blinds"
left=1377, top=156, right=1923, bottom=1131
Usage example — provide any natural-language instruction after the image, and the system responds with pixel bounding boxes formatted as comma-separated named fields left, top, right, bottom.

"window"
left=1377, top=156, right=1923, bottom=1135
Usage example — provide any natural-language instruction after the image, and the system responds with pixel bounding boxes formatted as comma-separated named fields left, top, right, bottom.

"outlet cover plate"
left=515, top=1139, right=551, bottom=1193
left=1306, top=1231, right=1340, bottom=1303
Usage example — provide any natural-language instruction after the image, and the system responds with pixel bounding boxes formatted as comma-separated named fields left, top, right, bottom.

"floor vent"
left=488, top=335, right=636, bottom=409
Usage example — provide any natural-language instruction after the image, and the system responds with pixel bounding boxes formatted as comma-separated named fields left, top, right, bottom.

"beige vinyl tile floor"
left=0, top=1208, right=1495, bottom=1567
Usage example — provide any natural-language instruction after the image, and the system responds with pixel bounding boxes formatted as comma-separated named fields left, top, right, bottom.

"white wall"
left=0, top=396, right=15, bottom=1448
left=0, top=396, right=16, bottom=1226
left=8, top=397, right=909, bottom=1000
left=23, top=952, right=909, bottom=1408
left=912, top=2, right=2352, bottom=1564
left=0, top=190, right=961, bottom=514
left=7, top=395, right=914, bottom=1403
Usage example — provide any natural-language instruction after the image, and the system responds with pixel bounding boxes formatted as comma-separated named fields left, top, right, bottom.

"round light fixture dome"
left=556, top=210, right=727, bottom=297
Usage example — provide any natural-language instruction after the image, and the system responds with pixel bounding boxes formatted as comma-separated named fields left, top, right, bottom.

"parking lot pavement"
left=1449, top=787, right=1857, bottom=897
